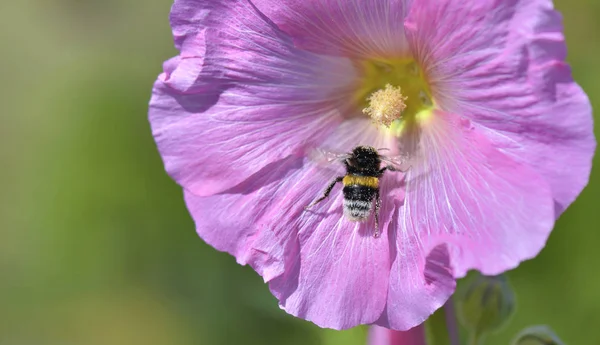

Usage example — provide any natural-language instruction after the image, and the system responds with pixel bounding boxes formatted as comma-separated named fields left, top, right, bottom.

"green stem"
left=444, top=299, right=460, bottom=345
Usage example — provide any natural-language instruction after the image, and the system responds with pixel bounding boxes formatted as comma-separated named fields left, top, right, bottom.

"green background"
left=1, top=1, right=598, bottom=344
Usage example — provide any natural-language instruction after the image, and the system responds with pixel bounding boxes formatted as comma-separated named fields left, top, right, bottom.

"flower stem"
left=368, top=325, right=426, bottom=345
left=444, top=299, right=460, bottom=345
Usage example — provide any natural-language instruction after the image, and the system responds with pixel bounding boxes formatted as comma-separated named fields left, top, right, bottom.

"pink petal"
left=268, top=194, right=393, bottom=329
left=394, top=111, right=555, bottom=284
left=149, top=0, right=356, bottom=196
left=377, top=240, right=454, bottom=329
left=253, top=0, right=412, bottom=57
left=184, top=119, right=455, bottom=330
left=406, top=0, right=595, bottom=215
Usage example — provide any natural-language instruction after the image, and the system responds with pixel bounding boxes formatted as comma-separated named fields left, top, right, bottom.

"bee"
left=305, top=145, right=410, bottom=238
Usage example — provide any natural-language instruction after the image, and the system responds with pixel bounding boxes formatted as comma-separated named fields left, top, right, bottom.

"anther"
left=362, top=84, right=407, bottom=128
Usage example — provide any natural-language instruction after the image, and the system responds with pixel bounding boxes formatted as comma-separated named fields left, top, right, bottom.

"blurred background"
left=0, top=0, right=598, bottom=344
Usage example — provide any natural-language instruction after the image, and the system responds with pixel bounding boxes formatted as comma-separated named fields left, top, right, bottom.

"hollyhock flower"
left=149, top=0, right=595, bottom=331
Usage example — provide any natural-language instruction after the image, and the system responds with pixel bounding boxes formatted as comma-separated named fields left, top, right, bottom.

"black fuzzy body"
left=342, top=146, right=383, bottom=221
left=306, top=146, right=390, bottom=236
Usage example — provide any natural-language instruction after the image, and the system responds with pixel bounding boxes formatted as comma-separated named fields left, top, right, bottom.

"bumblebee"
left=306, top=145, right=409, bottom=238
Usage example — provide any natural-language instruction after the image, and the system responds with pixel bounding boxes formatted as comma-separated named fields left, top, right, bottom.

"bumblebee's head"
left=347, top=146, right=381, bottom=170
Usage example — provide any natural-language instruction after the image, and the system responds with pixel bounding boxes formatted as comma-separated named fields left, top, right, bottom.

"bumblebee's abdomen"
left=342, top=183, right=377, bottom=221
left=342, top=175, right=379, bottom=188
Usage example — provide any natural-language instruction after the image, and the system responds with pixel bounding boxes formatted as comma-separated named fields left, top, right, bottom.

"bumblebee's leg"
left=379, top=166, right=397, bottom=174
left=374, top=190, right=381, bottom=238
left=380, top=164, right=411, bottom=174
left=305, top=176, right=344, bottom=209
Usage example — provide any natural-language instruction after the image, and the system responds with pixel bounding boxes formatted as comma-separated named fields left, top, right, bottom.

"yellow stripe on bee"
left=343, top=175, right=379, bottom=188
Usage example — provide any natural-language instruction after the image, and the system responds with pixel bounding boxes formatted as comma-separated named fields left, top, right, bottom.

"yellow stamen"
left=362, top=84, right=407, bottom=128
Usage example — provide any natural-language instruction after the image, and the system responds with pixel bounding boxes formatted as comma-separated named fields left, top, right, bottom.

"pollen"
left=362, top=84, right=407, bottom=128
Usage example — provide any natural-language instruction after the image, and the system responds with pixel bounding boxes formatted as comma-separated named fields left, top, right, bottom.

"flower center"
left=354, top=58, right=434, bottom=129
left=362, top=84, right=407, bottom=127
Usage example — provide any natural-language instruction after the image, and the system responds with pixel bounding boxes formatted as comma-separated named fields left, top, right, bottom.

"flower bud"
left=455, top=273, right=515, bottom=336
left=512, top=325, right=565, bottom=345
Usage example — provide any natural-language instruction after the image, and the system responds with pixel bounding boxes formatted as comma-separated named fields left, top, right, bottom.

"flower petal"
left=253, top=0, right=412, bottom=57
left=406, top=0, right=595, bottom=215
left=454, top=62, right=595, bottom=216
left=376, top=236, right=455, bottom=329
left=396, top=111, right=555, bottom=281
left=183, top=119, right=453, bottom=330
left=268, top=194, right=393, bottom=329
left=149, top=0, right=356, bottom=196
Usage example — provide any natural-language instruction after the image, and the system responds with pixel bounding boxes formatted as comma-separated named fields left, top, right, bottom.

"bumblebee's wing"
left=380, top=152, right=412, bottom=172
left=307, top=148, right=350, bottom=166
left=309, top=148, right=350, bottom=164
left=306, top=147, right=349, bottom=175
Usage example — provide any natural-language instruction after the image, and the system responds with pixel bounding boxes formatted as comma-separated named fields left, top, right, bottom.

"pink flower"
left=149, top=0, right=595, bottom=331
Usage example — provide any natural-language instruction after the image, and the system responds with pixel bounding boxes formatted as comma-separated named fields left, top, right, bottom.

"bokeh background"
left=1, top=1, right=598, bottom=344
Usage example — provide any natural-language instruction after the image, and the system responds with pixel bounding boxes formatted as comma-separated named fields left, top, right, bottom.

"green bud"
left=511, top=325, right=565, bottom=345
left=455, top=273, right=515, bottom=338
